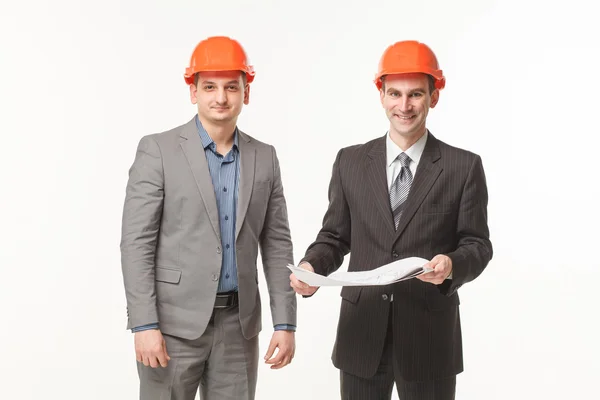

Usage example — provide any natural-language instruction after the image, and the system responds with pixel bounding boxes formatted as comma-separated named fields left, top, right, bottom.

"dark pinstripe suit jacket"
left=301, top=132, right=493, bottom=381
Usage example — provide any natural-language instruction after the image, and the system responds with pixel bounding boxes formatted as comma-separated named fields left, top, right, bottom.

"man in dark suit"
left=290, top=40, right=493, bottom=399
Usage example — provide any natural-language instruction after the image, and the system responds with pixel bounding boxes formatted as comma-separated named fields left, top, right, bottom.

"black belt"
left=214, top=291, right=238, bottom=308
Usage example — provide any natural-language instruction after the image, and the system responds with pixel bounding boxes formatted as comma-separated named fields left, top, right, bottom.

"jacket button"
left=212, top=274, right=219, bottom=281
left=392, top=251, right=399, bottom=258
left=217, top=246, right=222, bottom=254
left=382, top=294, right=389, bottom=301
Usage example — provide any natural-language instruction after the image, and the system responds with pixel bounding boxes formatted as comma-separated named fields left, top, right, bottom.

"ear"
left=379, top=89, right=385, bottom=106
left=429, top=89, right=440, bottom=108
left=243, top=83, right=250, bottom=105
left=190, top=84, right=198, bottom=105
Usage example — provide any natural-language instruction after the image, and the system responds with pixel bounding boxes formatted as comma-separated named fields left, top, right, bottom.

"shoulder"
left=137, top=118, right=194, bottom=151
left=335, top=135, right=385, bottom=164
left=433, top=135, right=482, bottom=167
left=237, top=129, right=279, bottom=165
left=238, top=129, right=272, bottom=149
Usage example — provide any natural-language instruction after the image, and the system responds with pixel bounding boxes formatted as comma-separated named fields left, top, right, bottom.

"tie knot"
left=397, top=152, right=411, bottom=167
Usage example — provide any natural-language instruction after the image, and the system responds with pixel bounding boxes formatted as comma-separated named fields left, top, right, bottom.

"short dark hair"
left=194, top=72, right=247, bottom=87
left=381, top=74, right=436, bottom=94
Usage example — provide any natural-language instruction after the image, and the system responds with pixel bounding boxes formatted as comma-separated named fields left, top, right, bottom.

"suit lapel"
left=235, top=130, right=255, bottom=240
left=393, top=133, right=443, bottom=240
left=366, top=136, right=397, bottom=235
left=179, top=117, right=221, bottom=241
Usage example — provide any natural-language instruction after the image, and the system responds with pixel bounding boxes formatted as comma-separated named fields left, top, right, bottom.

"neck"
left=389, top=127, right=426, bottom=151
left=198, top=115, right=237, bottom=146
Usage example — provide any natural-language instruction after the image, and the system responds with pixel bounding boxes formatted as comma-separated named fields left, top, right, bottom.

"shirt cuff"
left=131, top=323, right=159, bottom=333
left=274, top=324, right=296, bottom=332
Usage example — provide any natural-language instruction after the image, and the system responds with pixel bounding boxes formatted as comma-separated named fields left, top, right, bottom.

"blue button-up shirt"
left=131, top=115, right=295, bottom=332
left=196, top=116, right=240, bottom=293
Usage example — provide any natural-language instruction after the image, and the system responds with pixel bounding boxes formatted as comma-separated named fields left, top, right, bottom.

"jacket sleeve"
left=258, top=146, right=297, bottom=327
left=120, top=135, right=164, bottom=329
left=300, top=148, right=351, bottom=277
left=442, top=155, right=493, bottom=296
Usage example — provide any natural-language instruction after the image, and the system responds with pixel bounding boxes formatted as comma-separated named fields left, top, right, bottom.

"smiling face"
left=380, top=73, right=439, bottom=144
left=190, top=70, right=249, bottom=125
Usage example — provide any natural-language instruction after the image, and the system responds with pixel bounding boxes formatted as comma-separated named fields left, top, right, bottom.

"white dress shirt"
left=386, top=130, right=428, bottom=189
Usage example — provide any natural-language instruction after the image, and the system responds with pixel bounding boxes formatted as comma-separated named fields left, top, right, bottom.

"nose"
left=398, top=96, right=411, bottom=113
left=215, top=88, right=227, bottom=104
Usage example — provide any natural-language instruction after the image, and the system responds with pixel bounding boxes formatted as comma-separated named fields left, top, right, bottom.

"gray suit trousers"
left=137, top=306, right=258, bottom=400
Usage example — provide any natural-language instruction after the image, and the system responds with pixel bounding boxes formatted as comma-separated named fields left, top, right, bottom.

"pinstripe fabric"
left=301, top=132, right=492, bottom=384
left=340, top=307, right=456, bottom=399
left=195, top=116, right=240, bottom=293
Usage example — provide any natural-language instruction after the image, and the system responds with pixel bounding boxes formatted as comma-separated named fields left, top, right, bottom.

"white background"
left=1, top=0, right=599, bottom=398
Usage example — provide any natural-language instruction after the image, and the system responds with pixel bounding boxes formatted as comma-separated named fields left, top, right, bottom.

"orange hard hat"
left=374, top=40, right=445, bottom=90
left=184, top=36, right=255, bottom=85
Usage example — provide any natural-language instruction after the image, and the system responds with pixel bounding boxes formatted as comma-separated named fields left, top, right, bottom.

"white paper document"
left=287, top=257, right=432, bottom=287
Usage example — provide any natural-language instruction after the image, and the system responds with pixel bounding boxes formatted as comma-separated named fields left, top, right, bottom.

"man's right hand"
left=289, top=262, right=319, bottom=296
left=135, top=329, right=170, bottom=368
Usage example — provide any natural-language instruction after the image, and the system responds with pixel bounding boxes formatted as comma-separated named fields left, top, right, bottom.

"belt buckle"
left=214, top=292, right=237, bottom=309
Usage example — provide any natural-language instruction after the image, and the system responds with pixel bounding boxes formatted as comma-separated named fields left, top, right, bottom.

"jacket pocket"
left=155, top=266, right=182, bottom=284
left=340, top=287, right=362, bottom=304
left=425, top=286, right=460, bottom=311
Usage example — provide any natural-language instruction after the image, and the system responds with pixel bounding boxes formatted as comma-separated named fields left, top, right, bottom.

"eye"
left=228, top=85, right=239, bottom=90
left=410, top=92, right=423, bottom=98
left=389, top=92, right=399, bottom=97
left=204, top=85, right=214, bottom=90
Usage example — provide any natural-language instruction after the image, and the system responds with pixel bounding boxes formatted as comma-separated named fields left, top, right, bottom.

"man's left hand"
left=417, top=254, right=453, bottom=285
left=264, top=330, right=295, bottom=370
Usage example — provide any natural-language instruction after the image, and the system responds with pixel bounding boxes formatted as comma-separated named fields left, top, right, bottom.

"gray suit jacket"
left=301, top=132, right=492, bottom=381
left=120, top=117, right=296, bottom=340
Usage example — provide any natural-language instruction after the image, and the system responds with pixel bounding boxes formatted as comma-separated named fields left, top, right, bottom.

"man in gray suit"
left=120, top=36, right=297, bottom=400
left=290, top=41, right=493, bottom=399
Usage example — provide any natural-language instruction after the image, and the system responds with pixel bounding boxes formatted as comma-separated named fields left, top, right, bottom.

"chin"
left=210, top=114, right=234, bottom=122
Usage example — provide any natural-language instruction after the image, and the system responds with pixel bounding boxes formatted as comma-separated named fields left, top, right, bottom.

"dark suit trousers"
left=340, top=305, right=456, bottom=400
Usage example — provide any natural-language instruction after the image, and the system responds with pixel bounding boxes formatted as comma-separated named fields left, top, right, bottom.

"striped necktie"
left=390, top=152, right=413, bottom=230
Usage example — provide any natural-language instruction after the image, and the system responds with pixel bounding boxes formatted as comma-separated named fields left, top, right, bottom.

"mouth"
left=393, top=114, right=416, bottom=121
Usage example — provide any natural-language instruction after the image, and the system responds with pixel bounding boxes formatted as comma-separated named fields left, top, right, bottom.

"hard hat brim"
left=375, top=67, right=445, bottom=90
left=184, top=66, right=255, bottom=85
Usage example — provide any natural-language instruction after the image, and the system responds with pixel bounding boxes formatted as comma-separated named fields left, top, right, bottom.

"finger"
left=266, top=350, right=285, bottom=365
left=271, top=355, right=291, bottom=369
left=142, top=355, right=151, bottom=367
left=266, top=345, right=288, bottom=364
left=149, top=355, right=159, bottom=368
left=157, top=352, right=168, bottom=368
left=298, top=287, right=314, bottom=296
left=163, top=339, right=171, bottom=361
left=136, top=350, right=142, bottom=363
left=289, top=276, right=302, bottom=288
left=264, top=340, right=278, bottom=361
left=294, top=279, right=308, bottom=290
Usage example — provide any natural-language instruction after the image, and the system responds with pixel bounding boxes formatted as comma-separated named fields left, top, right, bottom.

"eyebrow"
left=201, top=80, right=240, bottom=85
left=387, top=87, right=427, bottom=94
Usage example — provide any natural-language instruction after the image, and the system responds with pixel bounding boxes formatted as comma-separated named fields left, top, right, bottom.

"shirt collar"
left=386, top=130, right=428, bottom=167
left=195, top=114, right=239, bottom=151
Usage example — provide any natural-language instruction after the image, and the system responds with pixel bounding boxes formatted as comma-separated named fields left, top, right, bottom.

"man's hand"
left=134, top=329, right=170, bottom=368
left=264, top=330, right=295, bottom=370
left=418, top=254, right=453, bottom=285
left=289, top=262, right=319, bottom=296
